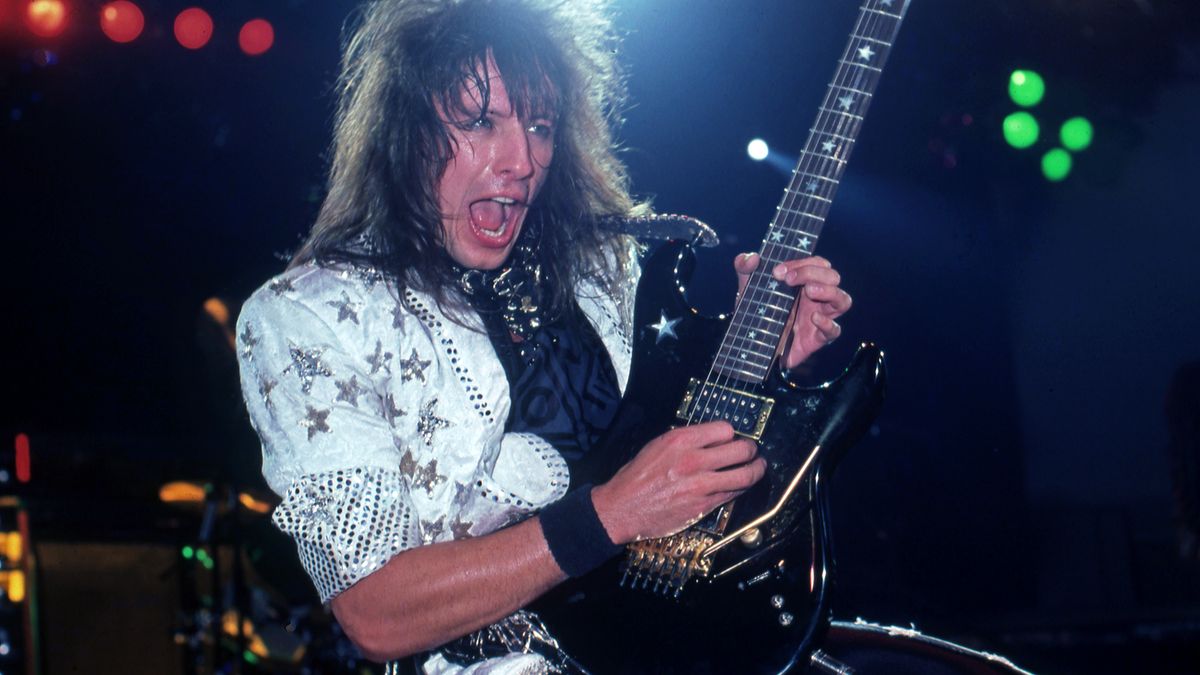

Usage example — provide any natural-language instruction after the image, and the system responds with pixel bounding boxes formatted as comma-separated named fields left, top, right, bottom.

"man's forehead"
left=445, top=54, right=559, bottom=118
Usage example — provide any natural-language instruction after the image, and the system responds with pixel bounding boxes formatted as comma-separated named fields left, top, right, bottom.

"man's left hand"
left=734, top=253, right=852, bottom=369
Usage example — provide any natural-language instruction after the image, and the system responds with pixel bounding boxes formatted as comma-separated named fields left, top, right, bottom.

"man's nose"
left=494, top=125, right=534, bottom=179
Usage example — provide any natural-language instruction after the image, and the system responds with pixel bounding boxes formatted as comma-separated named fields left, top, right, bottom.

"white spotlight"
left=747, top=138, right=769, bottom=161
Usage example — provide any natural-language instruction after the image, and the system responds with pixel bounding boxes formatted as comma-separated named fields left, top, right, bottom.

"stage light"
left=100, top=1, right=144, bottom=44
left=174, top=7, right=213, bottom=50
left=5, top=531, right=21, bottom=562
left=239, top=492, right=272, bottom=515
left=159, top=480, right=206, bottom=504
left=14, top=433, right=30, bottom=483
left=181, top=545, right=195, bottom=559
left=1002, top=111, right=1039, bottom=149
left=1008, top=70, right=1045, bottom=108
left=1041, top=148, right=1072, bottom=182
left=747, top=138, right=769, bottom=161
left=1060, top=116, right=1093, bottom=152
left=238, top=18, right=274, bottom=57
left=26, top=0, right=67, bottom=38
left=5, top=570, right=24, bottom=603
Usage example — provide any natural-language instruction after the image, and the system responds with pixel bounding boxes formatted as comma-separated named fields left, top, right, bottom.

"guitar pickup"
left=676, top=379, right=775, bottom=440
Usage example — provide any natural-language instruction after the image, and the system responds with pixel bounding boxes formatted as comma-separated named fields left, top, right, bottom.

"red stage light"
left=27, top=0, right=68, bottom=38
left=238, top=18, right=274, bottom=57
left=174, top=7, right=213, bottom=50
left=100, top=1, right=144, bottom=44
left=14, top=433, right=31, bottom=484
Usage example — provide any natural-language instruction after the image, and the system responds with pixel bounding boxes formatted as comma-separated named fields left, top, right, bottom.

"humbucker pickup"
left=676, top=378, right=775, bottom=440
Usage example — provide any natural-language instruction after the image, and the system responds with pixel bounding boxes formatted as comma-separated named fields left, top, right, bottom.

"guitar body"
left=532, top=241, right=887, bottom=674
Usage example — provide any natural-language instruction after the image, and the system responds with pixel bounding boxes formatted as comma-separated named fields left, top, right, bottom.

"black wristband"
left=538, top=484, right=622, bottom=578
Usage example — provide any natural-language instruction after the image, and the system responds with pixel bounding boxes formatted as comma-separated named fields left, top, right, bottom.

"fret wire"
left=777, top=206, right=826, bottom=221
left=724, top=333, right=782, bottom=348
left=853, top=35, right=893, bottom=47
left=713, top=364, right=768, bottom=380
left=780, top=192, right=832, bottom=206
left=828, top=84, right=873, bottom=98
left=793, top=171, right=840, bottom=184
left=838, top=59, right=883, bottom=73
left=817, top=106, right=865, bottom=121
left=714, top=347, right=773, bottom=363
left=863, top=8, right=901, bottom=20
left=716, top=345, right=778, bottom=364
left=811, top=128, right=859, bottom=142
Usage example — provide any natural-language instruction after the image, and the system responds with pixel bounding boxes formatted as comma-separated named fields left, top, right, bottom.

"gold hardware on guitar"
left=676, top=379, right=776, bottom=441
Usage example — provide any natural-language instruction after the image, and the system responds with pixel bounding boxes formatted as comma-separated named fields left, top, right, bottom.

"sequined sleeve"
left=236, top=272, right=421, bottom=602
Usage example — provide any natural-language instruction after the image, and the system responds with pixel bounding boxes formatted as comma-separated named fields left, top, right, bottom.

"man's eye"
left=528, top=122, right=554, bottom=138
left=467, top=117, right=492, bottom=130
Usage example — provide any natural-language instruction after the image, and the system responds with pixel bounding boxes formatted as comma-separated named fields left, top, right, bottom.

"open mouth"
left=468, top=196, right=522, bottom=245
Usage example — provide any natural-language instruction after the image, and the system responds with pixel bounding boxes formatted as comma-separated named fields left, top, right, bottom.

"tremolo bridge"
left=619, top=379, right=776, bottom=597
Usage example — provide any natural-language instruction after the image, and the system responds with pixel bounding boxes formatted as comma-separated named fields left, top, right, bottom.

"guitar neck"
left=712, top=0, right=911, bottom=385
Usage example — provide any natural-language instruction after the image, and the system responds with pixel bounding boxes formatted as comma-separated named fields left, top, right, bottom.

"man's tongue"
left=469, top=200, right=507, bottom=234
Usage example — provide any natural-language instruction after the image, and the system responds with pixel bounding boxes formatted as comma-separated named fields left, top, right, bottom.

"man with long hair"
left=236, top=0, right=851, bottom=671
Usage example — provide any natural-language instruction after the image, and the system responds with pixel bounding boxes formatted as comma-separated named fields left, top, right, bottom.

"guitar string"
left=692, top=2, right=900, bottom=438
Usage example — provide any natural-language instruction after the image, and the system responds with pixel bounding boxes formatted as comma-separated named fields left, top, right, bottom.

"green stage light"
left=1009, top=70, right=1045, bottom=107
left=1003, top=111, right=1040, bottom=149
left=1060, top=116, right=1093, bottom=151
left=1042, top=148, right=1072, bottom=181
left=181, top=546, right=195, bottom=560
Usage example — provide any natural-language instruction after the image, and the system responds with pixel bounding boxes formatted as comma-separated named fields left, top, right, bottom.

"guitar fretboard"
left=710, top=0, right=910, bottom=385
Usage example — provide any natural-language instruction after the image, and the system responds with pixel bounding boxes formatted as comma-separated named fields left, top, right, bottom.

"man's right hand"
left=590, top=421, right=766, bottom=545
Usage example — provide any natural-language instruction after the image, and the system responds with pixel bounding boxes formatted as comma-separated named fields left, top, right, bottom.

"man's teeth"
left=479, top=221, right=507, bottom=238
left=491, top=197, right=517, bottom=205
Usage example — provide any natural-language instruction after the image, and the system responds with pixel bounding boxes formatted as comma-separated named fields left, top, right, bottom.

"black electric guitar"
left=533, top=2, right=909, bottom=672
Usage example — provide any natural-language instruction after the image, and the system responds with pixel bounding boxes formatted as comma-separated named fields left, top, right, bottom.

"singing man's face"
left=436, top=58, right=556, bottom=270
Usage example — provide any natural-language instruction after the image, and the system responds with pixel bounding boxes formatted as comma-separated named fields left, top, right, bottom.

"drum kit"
left=159, top=479, right=372, bottom=675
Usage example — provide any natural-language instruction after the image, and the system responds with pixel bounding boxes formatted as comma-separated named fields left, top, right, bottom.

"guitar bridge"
left=619, top=529, right=716, bottom=598
left=676, top=379, right=775, bottom=440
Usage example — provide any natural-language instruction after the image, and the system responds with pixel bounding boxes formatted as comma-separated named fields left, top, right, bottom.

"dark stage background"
left=3, top=0, right=1200, bottom=673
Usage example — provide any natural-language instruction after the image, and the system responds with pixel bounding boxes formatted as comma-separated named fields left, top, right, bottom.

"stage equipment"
left=100, top=1, right=143, bottom=44
left=26, top=0, right=67, bottom=38
left=1008, top=70, right=1045, bottom=108
left=238, top=19, right=274, bottom=57
left=174, top=7, right=213, bottom=51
